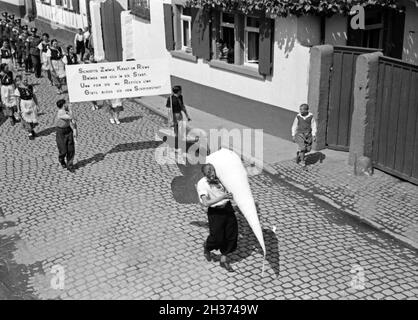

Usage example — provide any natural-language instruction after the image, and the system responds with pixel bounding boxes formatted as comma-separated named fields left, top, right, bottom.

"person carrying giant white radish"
left=197, top=163, right=238, bottom=272
left=204, top=148, right=266, bottom=275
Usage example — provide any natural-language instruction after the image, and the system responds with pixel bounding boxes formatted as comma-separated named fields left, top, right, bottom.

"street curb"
left=132, top=97, right=278, bottom=176
left=135, top=97, right=418, bottom=252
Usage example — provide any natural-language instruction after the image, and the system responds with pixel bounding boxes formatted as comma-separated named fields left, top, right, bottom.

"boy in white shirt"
left=291, top=103, right=317, bottom=167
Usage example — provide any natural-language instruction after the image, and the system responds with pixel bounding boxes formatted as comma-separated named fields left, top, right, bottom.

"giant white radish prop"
left=206, top=148, right=266, bottom=275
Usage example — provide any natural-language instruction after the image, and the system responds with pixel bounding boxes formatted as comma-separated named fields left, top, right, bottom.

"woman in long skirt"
left=14, top=75, right=39, bottom=140
left=47, top=39, right=66, bottom=95
left=0, top=40, right=15, bottom=73
left=37, top=33, right=53, bottom=86
left=0, top=63, right=18, bottom=125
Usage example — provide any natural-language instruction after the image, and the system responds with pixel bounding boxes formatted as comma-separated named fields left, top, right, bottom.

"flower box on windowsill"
left=209, top=59, right=264, bottom=80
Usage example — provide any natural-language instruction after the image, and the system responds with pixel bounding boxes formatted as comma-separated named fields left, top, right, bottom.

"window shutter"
left=56, top=0, right=63, bottom=6
left=72, top=0, right=80, bottom=14
left=383, top=8, right=405, bottom=59
left=163, top=4, right=175, bottom=51
left=191, top=7, right=211, bottom=60
left=259, top=17, right=274, bottom=76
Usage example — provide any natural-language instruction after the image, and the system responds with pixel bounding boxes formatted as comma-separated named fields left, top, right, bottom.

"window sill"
left=170, top=50, right=198, bottom=63
left=209, top=60, right=264, bottom=80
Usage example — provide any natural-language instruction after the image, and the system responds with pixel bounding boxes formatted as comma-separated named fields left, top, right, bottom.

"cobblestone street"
left=0, top=73, right=417, bottom=300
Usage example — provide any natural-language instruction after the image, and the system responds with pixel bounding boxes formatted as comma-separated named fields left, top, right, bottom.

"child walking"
left=291, top=103, right=317, bottom=167
left=108, top=98, right=123, bottom=125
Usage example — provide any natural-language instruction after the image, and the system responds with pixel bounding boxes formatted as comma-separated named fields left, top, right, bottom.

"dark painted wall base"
left=34, top=17, right=77, bottom=46
left=171, top=76, right=296, bottom=140
left=0, top=2, right=25, bottom=18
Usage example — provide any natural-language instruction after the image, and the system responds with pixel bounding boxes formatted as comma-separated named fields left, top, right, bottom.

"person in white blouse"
left=291, top=103, right=317, bottom=167
left=83, top=27, right=91, bottom=52
left=196, top=164, right=237, bottom=272
left=46, top=39, right=66, bottom=94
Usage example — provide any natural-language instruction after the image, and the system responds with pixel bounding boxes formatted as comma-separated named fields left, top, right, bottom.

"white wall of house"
left=1, top=0, right=25, bottom=5
left=402, top=0, right=418, bottom=65
left=35, top=0, right=89, bottom=30
left=125, top=0, right=319, bottom=113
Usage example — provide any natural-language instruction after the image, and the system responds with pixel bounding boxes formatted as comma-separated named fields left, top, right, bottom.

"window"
left=361, top=9, right=384, bottom=49
left=245, top=16, right=260, bottom=65
left=217, top=12, right=235, bottom=63
left=62, top=0, right=73, bottom=10
left=129, top=0, right=151, bottom=21
left=180, top=6, right=192, bottom=52
left=347, top=7, right=405, bottom=59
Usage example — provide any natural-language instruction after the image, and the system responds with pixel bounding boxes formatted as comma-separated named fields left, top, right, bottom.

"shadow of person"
left=35, top=126, right=56, bottom=138
left=0, top=112, right=7, bottom=128
left=170, top=140, right=208, bottom=204
left=119, top=116, right=142, bottom=124
left=74, top=152, right=106, bottom=170
left=190, top=220, right=209, bottom=229
left=305, top=152, right=326, bottom=166
left=74, top=141, right=162, bottom=170
left=108, top=141, right=162, bottom=154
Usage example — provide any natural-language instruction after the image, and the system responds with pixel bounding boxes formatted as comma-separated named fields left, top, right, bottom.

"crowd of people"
left=0, top=11, right=93, bottom=136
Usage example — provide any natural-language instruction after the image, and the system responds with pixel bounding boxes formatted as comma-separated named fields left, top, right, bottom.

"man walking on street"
left=165, top=85, right=191, bottom=154
left=196, top=164, right=238, bottom=272
left=55, top=99, right=76, bottom=172
left=29, top=27, right=41, bottom=78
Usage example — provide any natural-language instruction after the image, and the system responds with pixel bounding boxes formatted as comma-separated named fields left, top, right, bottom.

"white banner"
left=66, top=59, right=171, bottom=103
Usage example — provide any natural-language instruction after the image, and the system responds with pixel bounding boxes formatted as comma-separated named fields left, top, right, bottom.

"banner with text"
left=66, top=59, right=171, bottom=103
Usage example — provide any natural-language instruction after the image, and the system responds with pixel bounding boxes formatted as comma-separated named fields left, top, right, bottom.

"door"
left=373, top=56, right=418, bottom=185
left=326, top=46, right=379, bottom=151
left=100, top=0, right=123, bottom=61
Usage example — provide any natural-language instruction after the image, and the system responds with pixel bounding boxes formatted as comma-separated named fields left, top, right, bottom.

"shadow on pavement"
left=190, top=220, right=209, bottom=229
left=119, top=116, right=143, bottom=124
left=306, top=152, right=326, bottom=166
left=75, top=141, right=162, bottom=170
left=36, top=127, right=57, bottom=138
left=229, top=215, right=280, bottom=277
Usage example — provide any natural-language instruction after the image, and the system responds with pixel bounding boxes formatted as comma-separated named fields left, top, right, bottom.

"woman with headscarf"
left=14, top=74, right=39, bottom=140
left=0, top=40, right=14, bottom=73
left=0, top=63, right=18, bottom=125
left=46, top=39, right=66, bottom=95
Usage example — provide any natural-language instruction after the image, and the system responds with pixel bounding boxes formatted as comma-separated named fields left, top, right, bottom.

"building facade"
left=33, top=0, right=90, bottom=43
left=122, top=0, right=320, bottom=139
left=0, top=0, right=26, bottom=17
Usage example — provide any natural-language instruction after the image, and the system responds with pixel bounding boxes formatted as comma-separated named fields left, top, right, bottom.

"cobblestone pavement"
left=272, top=155, right=418, bottom=249
left=0, top=72, right=417, bottom=300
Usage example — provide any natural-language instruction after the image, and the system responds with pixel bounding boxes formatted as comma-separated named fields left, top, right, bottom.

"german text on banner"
left=66, top=59, right=171, bottom=103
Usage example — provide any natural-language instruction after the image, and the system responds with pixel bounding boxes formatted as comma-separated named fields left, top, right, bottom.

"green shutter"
left=72, top=0, right=80, bottom=14
left=259, top=17, right=274, bottom=76
left=163, top=4, right=175, bottom=51
left=191, top=7, right=211, bottom=60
